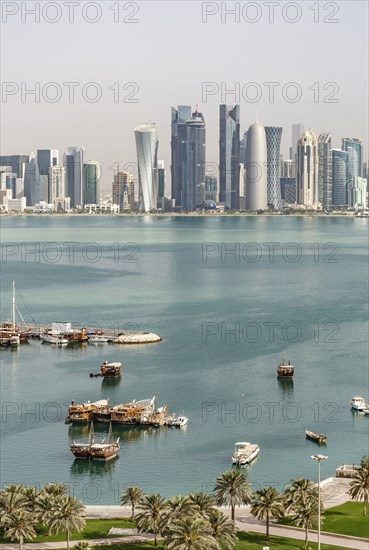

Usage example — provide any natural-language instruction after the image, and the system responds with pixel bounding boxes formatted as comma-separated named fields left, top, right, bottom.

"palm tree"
left=188, top=492, right=216, bottom=518
left=23, top=486, right=41, bottom=513
left=250, top=486, right=285, bottom=541
left=34, top=492, right=57, bottom=533
left=290, top=495, right=319, bottom=549
left=134, top=493, right=167, bottom=546
left=46, top=496, right=85, bottom=550
left=165, top=516, right=218, bottom=550
left=160, top=495, right=199, bottom=535
left=73, top=543, right=89, bottom=550
left=2, top=509, right=37, bottom=550
left=284, top=478, right=317, bottom=510
left=214, top=470, right=251, bottom=522
left=349, top=467, right=369, bottom=516
left=360, top=455, right=369, bottom=470
left=121, top=486, right=144, bottom=518
left=42, top=482, right=69, bottom=498
left=207, top=509, right=237, bottom=550
left=0, top=487, right=27, bottom=526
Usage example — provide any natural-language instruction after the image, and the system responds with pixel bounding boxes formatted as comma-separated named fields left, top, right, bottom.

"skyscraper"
left=342, top=138, right=362, bottom=180
left=135, top=123, right=159, bottom=212
left=292, top=123, right=304, bottom=177
left=112, top=171, right=134, bottom=209
left=171, top=105, right=192, bottom=207
left=318, top=133, right=332, bottom=209
left=297, top=131, right=319, bottom=208
left=349, top=177, right=367, bottom=208
left=24, top=156, right=40, bottom=206
left=332, top=149, right=349, bottom=207
left=0, top=155, right=29, bottom=178
left=239, top=131, right=248, bottom=164
left=219, top=104, right=240, bottom=210
left=158, top=160, right=165, bottom=199
left=183, top=108, right=206, bottom=210
left=64, top=146, right=85, bottom=207
left=48, top=165, right=65, bottom=202
left=245, top=122, right=268, bottom=211
left=83, top=161, right=100, bottom=205
left=37, top=149, right=59, bottom=202
left=265, top=126, right=283, bottom=210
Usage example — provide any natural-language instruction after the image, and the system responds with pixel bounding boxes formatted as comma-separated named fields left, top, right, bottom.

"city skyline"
left=1, top=1, right=368, bottom=191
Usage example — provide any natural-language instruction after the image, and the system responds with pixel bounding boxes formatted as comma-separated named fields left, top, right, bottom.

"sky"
left=1, top=0, right=368, bottom=192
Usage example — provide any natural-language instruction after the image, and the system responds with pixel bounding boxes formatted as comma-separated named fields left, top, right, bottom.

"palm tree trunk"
left=66, top=528, right=70, bottom=550
left=18, top=539, right=22, bottom=550
left=132, top=502, right=135, bottom=518
left=364, top=499, right=367, bottom=516
left=154, top=529, right=157, bottom=546
left=231, top=502, right=235, bottom=522
left=266, top=511, right=269, bottom=541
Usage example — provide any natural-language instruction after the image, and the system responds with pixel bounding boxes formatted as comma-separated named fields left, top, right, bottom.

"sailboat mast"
left=12, top=281, right=16, bottom=327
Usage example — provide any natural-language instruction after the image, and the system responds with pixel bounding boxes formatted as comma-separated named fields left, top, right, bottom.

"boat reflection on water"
left=101, top=376, right=121, bottom=388
left=277, top=377, right=294, bottom=398
left=70, top=456, right=117, bottom=477
left=68, top=423, right=158, bottom=445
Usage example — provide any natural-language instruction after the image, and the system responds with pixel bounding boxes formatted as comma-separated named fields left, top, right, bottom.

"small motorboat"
left=232, top=442, right=260, bottom=466
left=167, top=415, right=188, bottom=427
left=88, top=335, right=108, bottom=344
left=351, top=396, right=369, bottom=412
left=305, top=429, right=327, bottom=444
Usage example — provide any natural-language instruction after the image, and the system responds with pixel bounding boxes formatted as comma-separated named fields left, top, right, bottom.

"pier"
left=13, top=323, right=162, bottom=345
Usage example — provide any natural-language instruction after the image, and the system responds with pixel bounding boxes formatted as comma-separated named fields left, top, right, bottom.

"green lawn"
left=279, top=501, right=369, bottom=539
left=0, top=518, right=135, bottom=544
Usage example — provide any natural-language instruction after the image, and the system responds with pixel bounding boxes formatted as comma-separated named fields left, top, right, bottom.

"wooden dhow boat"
left=66, top=399, right=109, bottom=423
left=305, top=429, right=327, bottom=444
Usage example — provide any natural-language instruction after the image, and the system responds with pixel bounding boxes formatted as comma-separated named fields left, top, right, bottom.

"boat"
left=232, top=442, right=260, bottom=466
left=277, top=355, right=294, bottom=378
left=66, top=327, right=88, bottom=344
left=109, top=397, right=156, bottom=425
left=351, top=396, right=369, bottom=412
left=70, top=423, right=95, bottom=458
left=67, top=399, right=109, bottom=423
left=42, top=333, right=69, bottom=346
left=9, top=334, right=20, bottom=348
left=89, top=423, right=120, bottom=460
left=88, top=335, right=108, bottom=344
left=166, top=415, right=188, bottom=427
left=0, top=282, right=31, bottom=345
left=305, top=429, right=327, bottom=444
left=90, top=361, right=121, bottom=378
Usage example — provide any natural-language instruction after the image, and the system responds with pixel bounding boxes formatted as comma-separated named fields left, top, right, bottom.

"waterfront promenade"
left=1, top=479, right=367, bottom=550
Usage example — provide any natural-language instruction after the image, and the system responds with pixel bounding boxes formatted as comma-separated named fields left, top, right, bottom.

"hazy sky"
left=1, top=0, right=368, bottom=191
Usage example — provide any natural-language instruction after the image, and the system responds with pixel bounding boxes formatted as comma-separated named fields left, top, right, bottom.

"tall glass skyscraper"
left=332, top=149, right=349, bottom=207
left=291, top=123, right=304, bottom=177
left=24, top=156, right=40, bottom=206
left=265, top=126, right=283, bottom=210
left=219, top=104, right=240, bottom=210
left=245, top=122, right=268, bottom=211
left=49, top=165, right=65, bottom=202
left=342, top=138, right=362, bottom=180
left=171, top=105, right=192, bottom=208
left=184, top=109, right=206, bottom=210
left=37, top=149, right=59, bottom=202
left=318, top=133, right=332, bottom=209
left=135, top=123, right=159, bottom=212
left=83, top=161, right=100, bottom=205
left=297, top=131, right=319, bottom=208
left=64, top=146, right=85, bottom=207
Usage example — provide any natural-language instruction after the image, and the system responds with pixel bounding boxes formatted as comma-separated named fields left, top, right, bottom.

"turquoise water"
left=0, top=216, right=368, bottom=503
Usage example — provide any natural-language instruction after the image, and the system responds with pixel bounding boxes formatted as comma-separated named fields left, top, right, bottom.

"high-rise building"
left=297, top=131, right=319, bottom=208
left=282, top=159, right=293, bottom=178
left=342, top=138, right=362, bottom=179
left=265, top=126, right=283, bottom=210
left=239, top=131, right=248, bottom=164
left=37, top=149, right=59, bottom=202
left=349, top=177, right=367, bottom=208
left=83, top=161, right=100, bottom=205
left=171, top=105, right=192, bottom=207
left=158, top=160, right=165, bottom=199
left=219, top=104, right=240, bottom=209
left=332, top=149, right=349, bottom=207
left=64, top=146, right=85, bottom=207
left=280, top=178, right=296, bottom=204
left=48, top=165, right=65, bottom=202
left=245, top=122, right=268, bottom=211
left=184, top=108, right=206, bottom=210
left=112, top=171, right=134, bottom=209
left=24, top=156, right=40, bottom=206
left=318, top=133, right=332, bottom=209
left=0, top=155, right=29, bottom=178
left=205, top=174, right=218, bottom=202
left=135, top=123, right=159, bottom=212
left=292, top=123, right=304, bottom=177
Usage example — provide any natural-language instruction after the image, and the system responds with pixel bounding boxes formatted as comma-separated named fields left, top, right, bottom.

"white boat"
left=168, top=415, right=188, bottom=427
left=351, top=396, right=369, bottom=412
left=232, top=442, right=260, bottom=466
left=88, top=335, right=108, bottom=344
left=42, top=333, right=69, bottom=346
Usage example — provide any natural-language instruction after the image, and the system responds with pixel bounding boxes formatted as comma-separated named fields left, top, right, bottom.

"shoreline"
left=0, top=211, right=365, bottom=218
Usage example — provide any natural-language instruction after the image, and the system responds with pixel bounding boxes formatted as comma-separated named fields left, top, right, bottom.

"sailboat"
left=276, top=354, right=294, bottom=379
left=89, top=423, right=120, bottom=460
left=0, top=282, right=30, bottom=347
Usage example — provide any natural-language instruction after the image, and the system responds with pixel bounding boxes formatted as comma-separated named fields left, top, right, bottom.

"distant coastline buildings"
left=0, top=107, right=367, bottom=213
